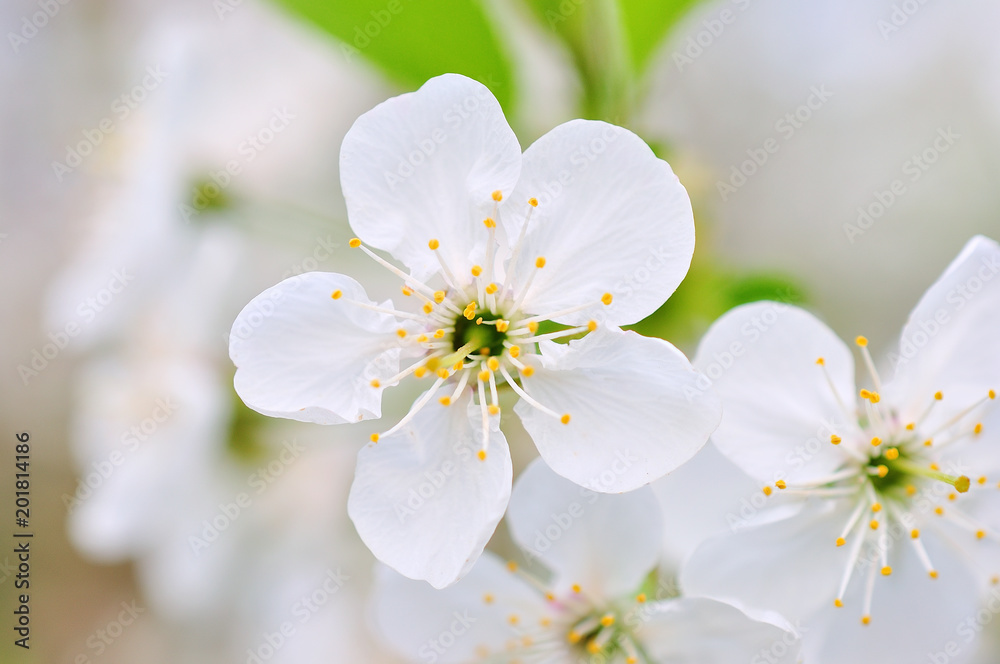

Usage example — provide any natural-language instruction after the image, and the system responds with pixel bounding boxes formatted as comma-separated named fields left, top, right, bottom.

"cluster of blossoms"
left=230, top=73, right=1000, bottom=662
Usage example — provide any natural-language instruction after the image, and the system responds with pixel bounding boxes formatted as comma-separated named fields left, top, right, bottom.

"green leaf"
left=617, top=0, right=703, bottom=74
left=270, top=0, right=515, bottom=110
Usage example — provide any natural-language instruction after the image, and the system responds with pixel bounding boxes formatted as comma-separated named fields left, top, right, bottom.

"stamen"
left=499, top=366, right=562, bottom=420
left=929, top=390, right=998, bottom=438
left=891, top=458, right=970, bottom=493
left=507, top=258, right=546, bottom=315
left=500, top=199, right=537, bottom=298
left=816, top=358, right=854, bottom=421
left=383, top=352, right=446, bottom=387
left=855, top=336, right=882, bottom=391
left=335, top=297, right=434, bottom=323
left=834, top=517, right=869, bottom=608
left=351, top=240, right=441, bottom=302
left=477, top=372, right=490, bottom=459
left=861, top=558, right=877, bottom=626
left=377, top=376, right=448, bottom=438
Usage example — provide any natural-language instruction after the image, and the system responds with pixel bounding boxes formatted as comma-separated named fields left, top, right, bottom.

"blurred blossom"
left=682, top=236, right=1000, bottom=663
left=373, top=459, right=799, bottom=664
left=638, top=0, right=1000, bottom=347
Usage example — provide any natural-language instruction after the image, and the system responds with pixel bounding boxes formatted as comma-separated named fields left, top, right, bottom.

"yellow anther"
left=422, top=303, right=433, bottom=314
left=830, top=435, right=842, bottom=445
left=861, top=616, right=871, bottom=626
left=871, top=392, right=881, bottom=403
left=587, top=642, right=601, bottom=654
left=483, top=217, right=496, bottom=229
left=370, top=379, right=381, bottom=388
left=935, top=506, right=945, bottom=516
left=948, top=493, right=957, bottom=502
left=414, top=366, right=428, bottom=378
left=762, top=486, right=773, bottom=497
left=930, top=570, right=939, bottom=579
left=478, top=370, right=490, bottom=382
left=974, top=423, right=983, bottom=435
left=978, top=476, right=987, bottom=485
left=924, top=439, right=933, bottom=447
left=775, top=480, right=787, bottom=490
left=992, top=575, right=1000, bottom=585
left=436, top=368, right=449, bottom=379
left=834, top=599, right=843, bottom=608
left=432, top=290, right=445, bottom=303
left=906, top=484, right=917, bottom=496
left=471, top=265, right=482, bottom=277
left=348, top=238, right=361, bottom=248
left=860, top=389, right=872, bottom=400
left=885, top=448, right=899, bottom=461
left=877, top=465, right=889, bottom=478
left=560, top=414, right=571, bottom=425
left=567, top=631, right=582, bottom=644
left=816, top=357, right=825, bottom=365
left=835, top=537, right=846, bottom=547
left=956, top=476, right=970, bottom=493
left=492, top=190, right=503, bottom=202
left=477, top=450, right=487, bottom=461
left=587, top=320, right=598, bottom=332
left=535, top=257, right=546, bottom=268
left=905, top=422, right=915, bottom=430
left=871, top=437, right=882, bottom=447
left=977, top=530, right=986, bottom=540
left=545, top=593, right=555, bottom=602
left=540, top=616, right=552, bottom=626
left=855, top=336, right=868, bottom=347
left=934, top=391, right=943, bottom=400
left=417, top=334, right=428, bottom=343
left=528, top=197, right=538, bottom=207
left=370, top=433, right=379, bottom=443
left=911, top=529, right=920, bottom=539
left=600, top=614, right=615, bottom=627
left=990, top=389, right=997, bottom=400
left=507, top=561, right=518, bottom=572
left=428, top=238, right=440, bottom=250
left=433, top=329, right=445, bottom=339
left=508, top=345, right=520, bottom=357
left=929, top=463, right=940, bottom=471
left=869, top=519, right=879, bottom=530
left=626, top=658, right=637, bottom=664
left=881, top=566, right=892, bottom=576
left=508, top=614, right=519, bottom=625
left=601, top=292, right=613, bottom=305
left=483, top=593, right=494, bottom=604
left=485, top=283, right=498, bottom=295
left=487, top=357, right=500, bottom=371
left=571, top=584, right=581, bottom=593
left=453, top=362, right=463, bottom=371
left=331, top=289, right=343, bottom=300
left=528, top=321, right=539, bottom=333
left=397, top=329, right=407, bottom=338
left=439, top=396, right=451, bottom=406
left=402, top=285, right=413, bottom=296
left=636, top=593, right=647, bottom=603
left=488, top=404, right=500, bottom=416
left=871, top=503, right=882, bottom=513
left=476, top=317, right=484, bottom=325
left=521, top=636, right=534, bottom=647
left=494, top=320, right=509, bottom=332
left=521, top=366, right=535, bottom=377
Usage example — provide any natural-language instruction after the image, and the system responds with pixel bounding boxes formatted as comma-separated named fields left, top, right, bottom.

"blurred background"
left=2, top=0, right=999, bottom=661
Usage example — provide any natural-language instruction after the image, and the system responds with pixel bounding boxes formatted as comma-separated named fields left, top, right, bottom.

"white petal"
left=347, top=386, right=512, bottom=588
left=372, top=556, right=551, bottom=664
left=694, top=301, right=859, bottom=485
left=885, top=235, right=1000, bottom=424
left=803, top=527, right=980, bottom=664
left=635, top=597, right=800, bottom=664
left=501, top=119, right=694, bottom=327
left=507, top=458, right=664, bottom=601
left=681, top=499, right=854, bottom=621
left=229, top=272, right=402, bottom=425
left=650, top=442, right=764, bottom=571
left=340, top=73, right=522, bottom=280
left=515, top=327, right=721, bottom=493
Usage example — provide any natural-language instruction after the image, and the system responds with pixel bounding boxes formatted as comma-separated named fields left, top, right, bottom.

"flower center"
left=452, top=309, right=508, bottom=357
